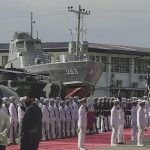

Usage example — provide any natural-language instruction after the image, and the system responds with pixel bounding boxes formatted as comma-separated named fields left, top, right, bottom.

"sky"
left=0, top=0, right=150, bottom=48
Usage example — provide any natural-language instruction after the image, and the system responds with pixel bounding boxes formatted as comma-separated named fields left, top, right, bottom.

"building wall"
left=89, top=52, right=148, bottom=98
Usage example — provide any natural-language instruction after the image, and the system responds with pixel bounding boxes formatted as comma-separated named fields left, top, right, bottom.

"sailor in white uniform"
left=9, top=96, right=18, bottom=145
left=137, top=100, right=146, bottom=146
left=54, top=99, right=61, bottom=138
left=49, top=98, right=56, bottom=139
left=0, top=98, right=10, bottom=150
left=73, top=96, right=79, bottom=136
left=68, top=97, right=75, bottom=136
left=42, top=98, right=51, bottom=140
left=59, top=101, right=66, bottom=138
left=118, top=100, right=125, bottom=144
left=64, top=99, right=72, bottom=137
left=78, top=98, right=87, bottom=150
left=18, top=97, right=26, bottom=138
left=2, top=97, right=10, bottom=115
left=39, top=97, right=45, bottom=109
left=143, top=96, right=149, bottom=129
left=110, top=99, right=119, bottom=146
left=131, top=100, right=138, bottom=142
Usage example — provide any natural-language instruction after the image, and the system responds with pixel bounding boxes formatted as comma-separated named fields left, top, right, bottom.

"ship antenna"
left=30, top=12, right=35, bottom=38
left=37, top=31, right=39, bottom=39
left=68, top=5, right=90, bottom=55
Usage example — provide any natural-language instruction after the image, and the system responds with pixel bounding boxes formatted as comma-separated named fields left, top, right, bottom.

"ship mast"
left=30, top=12, right=35, bottom=38
left=68, top=5, right=90, bottom=55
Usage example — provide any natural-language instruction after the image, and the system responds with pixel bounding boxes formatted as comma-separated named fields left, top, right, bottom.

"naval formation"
left=0, top=95, right=149, bottom=150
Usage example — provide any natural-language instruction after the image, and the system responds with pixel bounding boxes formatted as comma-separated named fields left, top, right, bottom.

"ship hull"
left=0, top=61, right=104, bottom=98
left=24, top=60, right=104, bottom=86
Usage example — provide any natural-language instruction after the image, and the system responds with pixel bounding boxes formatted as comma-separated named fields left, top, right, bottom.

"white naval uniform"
left=137, top=106, right=146, bottom=146
left=110, top=106, right=119, bottom=146
left=144, top=100, right=149, bottom=128
left=9, top=102, right=18, bottom=144
left=54, top=104, right=61, bottom=138
left=0, top=108, right=10, bottom=146
left=78, top=105, right=87, bottom=150
left=59, top=105, right=66, bottom=138
left=17, top=104, right=25, bottom=137
left=42, top=104, right=51, bottom=140
left=118, top=107, right=125, bottom=143
left=69, top=103, right=75, bottom=136
left=131, top=105, right=138, bottom=141
left=49, top=104, right=56, bottom=139
left=73, top=101, right=78, bottom=135
left=64, top=104, right=72, bottom=137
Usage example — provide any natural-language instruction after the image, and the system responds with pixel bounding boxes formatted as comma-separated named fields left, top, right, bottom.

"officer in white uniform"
left=49, top=98, right=56, bottom=139
left=59, top=101, right=66, bottom=138
left=110, top=99, right=119, bottom=146
left=137, top=100, right=146, bottom=146
left=64, top=100, right=72, bottom=137
left=9, top=96, right=18, bottom=145
left=131, top=100, right=138, bottom=142
left=78, top=98, right=87, bottom=150
left=42, top=98, right=51, bottom=140
left=118, top=100, right=125, bottom=144
left=18, top=97, right=26, bottom=138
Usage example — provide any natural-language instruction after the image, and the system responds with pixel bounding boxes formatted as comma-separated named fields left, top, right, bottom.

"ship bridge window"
left=26, top=41, right=34, bottom=50
left=16, top=41, right=25, bottom=50
left=35, top=41, right=42, bottom=50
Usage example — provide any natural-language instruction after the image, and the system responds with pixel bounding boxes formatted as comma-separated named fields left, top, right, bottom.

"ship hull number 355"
left=66, top=69, right=78, bottom=75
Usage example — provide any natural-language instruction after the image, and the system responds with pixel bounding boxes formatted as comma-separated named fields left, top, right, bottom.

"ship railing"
left=66, top=54, right=90, bottom=62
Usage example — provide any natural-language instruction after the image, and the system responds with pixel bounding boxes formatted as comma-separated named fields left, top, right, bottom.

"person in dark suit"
left=20, top=95, right=42, bottom=150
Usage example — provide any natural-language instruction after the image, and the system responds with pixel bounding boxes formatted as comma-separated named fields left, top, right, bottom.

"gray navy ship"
left=0, top=6, right=104, bottom=98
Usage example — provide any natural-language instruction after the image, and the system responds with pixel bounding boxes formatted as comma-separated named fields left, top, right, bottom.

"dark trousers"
left=20, top=136, right=39, bottom=150
left=0, top=145, right=6, bottom=150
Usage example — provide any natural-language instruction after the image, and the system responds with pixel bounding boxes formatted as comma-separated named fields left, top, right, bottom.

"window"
left=134, top=59, right=150, bottom=74
left=96, top=56, right=100, bottom=62
left=2, top=56, right=8, bottom=67
left=111, top=57, right=130, bottom=73
left=101, top=56, right=107, bottom=72
left=132, top=82, right=138, bottom=88
left=35, top=41, right=42, bottom=50
left=16, top=41, right=24, bottom=49
left=90, top=55, right=95, bottom=61
left=26, top=41, right=34, bottom=50
left=116, top=80, right=123, bottom=86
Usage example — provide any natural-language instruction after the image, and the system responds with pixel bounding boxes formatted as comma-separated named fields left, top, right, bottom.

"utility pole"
left=68, top=5, right=90, bottom=55
left=30, top=12, right=35, bottom=38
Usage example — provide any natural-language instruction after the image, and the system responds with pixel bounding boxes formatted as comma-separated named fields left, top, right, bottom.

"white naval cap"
left=19, top=97, right=25, bottom=102
left=113, top=99, right=120, bottom=104
left=2, top=97, right=8, bottom=101
left=74, top=96, right=79, bottom=99
left=9, top=96, right=16, bottom=101
left=138, top=100, right=145, bottom=105
left=79, top=97, right=87, bottom=103
left=40, top=97, right=45, bottom=101
left=55, top=97, right=61, bottom=101
left=44, top=98, right=49, bottom=104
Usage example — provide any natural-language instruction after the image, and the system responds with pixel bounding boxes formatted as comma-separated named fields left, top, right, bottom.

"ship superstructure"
left=3, top=6, right=104, bottom=98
